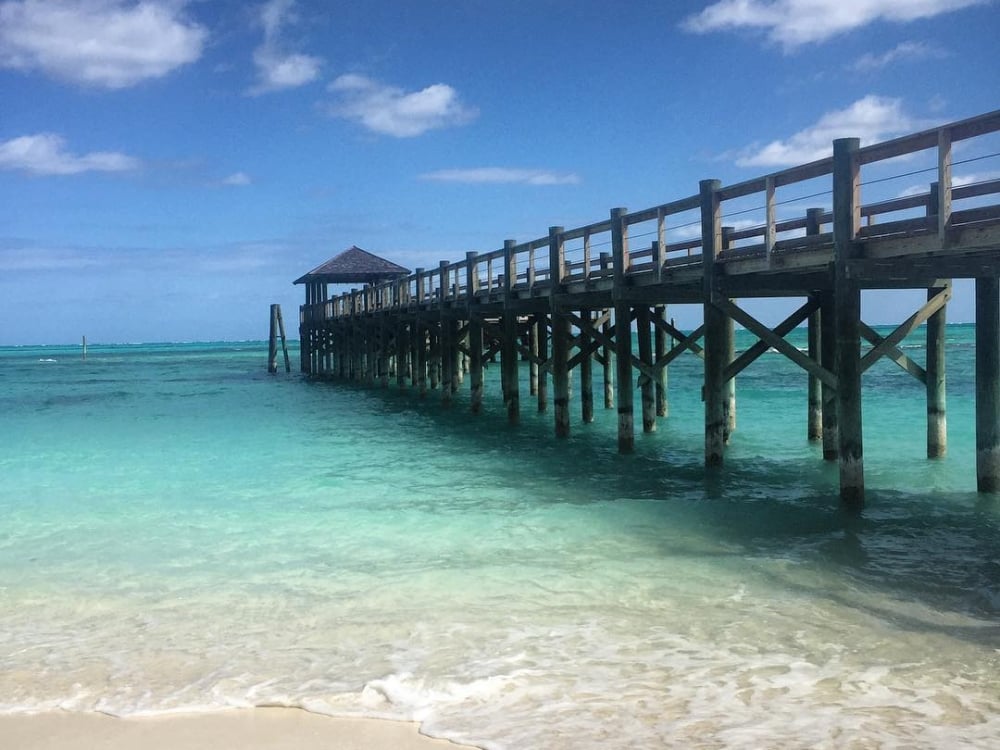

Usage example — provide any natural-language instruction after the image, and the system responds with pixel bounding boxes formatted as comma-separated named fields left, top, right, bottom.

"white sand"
left=0, top=708, right=479, bottom=750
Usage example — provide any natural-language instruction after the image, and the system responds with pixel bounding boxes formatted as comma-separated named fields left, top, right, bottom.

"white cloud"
left=420, top=167, right=581, bottom=186
left=248, top=0, right=321, bottom=94
left=681, top=0, right=985, bottom=48
left=221, top=171, right=252, bottom=186
left=0, top=133, right=140, bottom=175
left=0, top=0, right=207, bottom=88
left=734, top=96, right=913, bottom=167
left=850, top=40, right=947, bottom=71
left=327, top=74, right=478, bottom=137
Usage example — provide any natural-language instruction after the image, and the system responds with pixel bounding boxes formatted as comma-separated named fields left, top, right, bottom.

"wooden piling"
left=976, top=275, right=1000, bottom=492
left=654, top=306, right=668, bottom=418
left=502, top=239, right=520, bottom=423
left=833, top=137, right=864, bottom=508
left=600, top=255, right=614, bottom=410
left=927, top=285, right=948, bottom=457
left=611, top=207, right=634, bottom=452
left=701, top=180, right=726, bottom=467
left=535, top=313, right=548, bottom=412
left=580, top=308, right=595, bottom=423
left=636, top=306, right=656, bottom=433
left=550, top=226, right=571, bottom=437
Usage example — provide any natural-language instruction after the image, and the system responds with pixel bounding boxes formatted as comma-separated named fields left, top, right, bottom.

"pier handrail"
left=307, top=109, right=1000, bottom=321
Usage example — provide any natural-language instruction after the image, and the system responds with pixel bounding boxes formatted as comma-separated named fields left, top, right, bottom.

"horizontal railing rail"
left=303, top=110, right=1000, bottom=322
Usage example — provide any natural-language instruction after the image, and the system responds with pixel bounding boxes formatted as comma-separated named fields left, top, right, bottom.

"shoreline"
left=0, top=708, right=481, bottom=750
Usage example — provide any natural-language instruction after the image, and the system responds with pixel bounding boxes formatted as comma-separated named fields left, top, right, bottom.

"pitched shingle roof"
left=294, top=246, right=411, bottom=285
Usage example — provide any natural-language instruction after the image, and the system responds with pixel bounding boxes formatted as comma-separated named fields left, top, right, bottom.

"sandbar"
left=0, top=708, right=479, bottom=750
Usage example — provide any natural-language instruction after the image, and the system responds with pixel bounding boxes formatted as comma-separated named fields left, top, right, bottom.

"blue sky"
left=1, top=0, right=998, bottom=344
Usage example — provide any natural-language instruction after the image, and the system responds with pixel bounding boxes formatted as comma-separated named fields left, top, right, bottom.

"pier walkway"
left=297, top=110, right=1000, bottom=507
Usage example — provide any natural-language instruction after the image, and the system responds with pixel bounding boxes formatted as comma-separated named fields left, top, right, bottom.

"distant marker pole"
left=82, top=335, right=87, bottom=361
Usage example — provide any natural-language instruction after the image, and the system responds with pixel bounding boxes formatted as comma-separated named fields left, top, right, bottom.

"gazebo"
left=294, top=245, right=410, bottom=303
left=294, top=246, right=411, bottom=374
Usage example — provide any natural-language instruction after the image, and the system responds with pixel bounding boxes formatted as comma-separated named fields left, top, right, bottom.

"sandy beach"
left=0, top=708, right=478, bottom=750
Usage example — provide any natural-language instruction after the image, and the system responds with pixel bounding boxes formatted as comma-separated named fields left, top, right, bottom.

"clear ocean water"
left=1, top=325, right=998, bottom=749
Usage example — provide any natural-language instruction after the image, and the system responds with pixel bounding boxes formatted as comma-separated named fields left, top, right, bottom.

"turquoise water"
left=1, top=328, right=998, bottom=749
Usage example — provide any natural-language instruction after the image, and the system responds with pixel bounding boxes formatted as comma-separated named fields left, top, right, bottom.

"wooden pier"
left=296, top=111, right=1000, bottom=507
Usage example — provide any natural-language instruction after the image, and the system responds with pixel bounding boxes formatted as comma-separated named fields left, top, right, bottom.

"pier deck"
left=297, top=110, right=1000, bottom=507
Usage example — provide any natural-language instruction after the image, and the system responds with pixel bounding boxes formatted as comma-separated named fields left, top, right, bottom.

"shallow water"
left=1, top=328, right=998, bottom=748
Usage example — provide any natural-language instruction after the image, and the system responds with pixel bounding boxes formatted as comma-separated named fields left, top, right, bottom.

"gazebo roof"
left=294, top=246, right=410, bottom=285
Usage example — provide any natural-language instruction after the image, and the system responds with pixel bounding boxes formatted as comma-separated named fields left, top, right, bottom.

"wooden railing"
left=303, top=109, right=1000, bottom=323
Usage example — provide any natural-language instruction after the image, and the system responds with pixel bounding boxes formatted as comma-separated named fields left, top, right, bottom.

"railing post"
left=833, top=136, right=864, bottom=509
left=938, top=127, right=952, bottom=245
left=764, top=175, right=776, bottom=266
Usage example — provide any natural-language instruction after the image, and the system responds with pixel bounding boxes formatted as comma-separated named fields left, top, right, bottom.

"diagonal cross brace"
left=860, top=285, right=951, bottom=373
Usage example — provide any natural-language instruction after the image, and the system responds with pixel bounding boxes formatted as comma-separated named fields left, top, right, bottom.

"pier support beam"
left=637, top=306, right=656, bottom=433
left=976, top=275, right=1000, bottom=493
left=820, top=291, right=838, bottom=460
left=807, top=303, right=823, bottom=441
left=611, top=207, right=634, bottom=452
left=701, top=180, right=726, bottom=467
left=502, top=240, right=520, bottom=423
left=927, top=285, right=948, bottom=458
left=833, top=137, right=864, bottom=508
left=535, top=313, right=548, bottom=412
left=550, top=226, right=571, bottom=438
left=580, top=309, right=595, bottom=423
left=654, top=306, right=668, bottom=418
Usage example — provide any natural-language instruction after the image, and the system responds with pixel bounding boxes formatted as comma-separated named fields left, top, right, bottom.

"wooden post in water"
left=976, top=275, right=1000, bottom=492
left=701, top=179, right=726, bottom=467
left=654, top=305, right=668, bottom=418
left=268, top=304, right=279, bottom=373
left=833, top=137, right=864, bottom=508
left=820, top=290, right=838, bottom=459
left=535, top=312, right=548, bottom=412
left=927, top=284, right=948, bottom=458
left=601, top=252, right=614, bottom=410
left=806, top=208, right=824, bottom=442
left=82, top=335, right=87, bottom=361
left=502, top=239, right=520, bottom=423
left=721, top=227, right=736, bottom=442
left=580, top=308, right=594, bottom=423
left=550, top=226, right=571, bottom=437
left=636, top=305, right=656, bottom=432
left=466, top=252, right=484, bottom=414
left=611, top=207, right=634, bottom=452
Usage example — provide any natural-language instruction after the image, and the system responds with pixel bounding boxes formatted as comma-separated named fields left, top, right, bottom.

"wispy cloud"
left=221, top=171, right=252, bottom=186
left=420, top=167, right=581, bottom=186
left=326, top=74, right=478, bottom=137
left=0, top=133, right=140, bottom=176
left=681, top=0, right=985, bottom=49
left=733, top=96, right=914, bottom=168
left=850, top=40, right=947, bottom=71
left=0, top=0, right=206, bottom=89
left=248, top=0, right=322, bottom=95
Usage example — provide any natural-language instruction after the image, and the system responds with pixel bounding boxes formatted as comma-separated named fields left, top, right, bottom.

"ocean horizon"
left=2, top=323, right=998, bottom=749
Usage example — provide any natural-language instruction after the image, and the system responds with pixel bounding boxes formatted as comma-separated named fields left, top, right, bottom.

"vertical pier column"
left=550, top=226, right=571, bottom=437
left=977, top=276, right=1000, bottom=492
left=636, top=306, right=656, bottom=432
left=654, top=305, right=668, bottom=418
left=819, top=291, right=838, bottom=459
left=529, top=319, right=539, bottom=396
left=466, top=252, right=484, bottom=414
left=806, top=209, right=824, bottom=441
left=927, top=284, right=948, bottom=457
left=601, top=255, right=614, bottom=410
left=580, top=308, right=595, bottom=423
left=701, top=179, right=726, bottom=467
left=833, top=137, right=864, bottom=508
left=535, top=312, right=548, bottom=412
left=439, top=262, right=453, bottom=404
left=611, top=207, right=634, bottom=452
left=502, top=240, right=520, bottom=423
